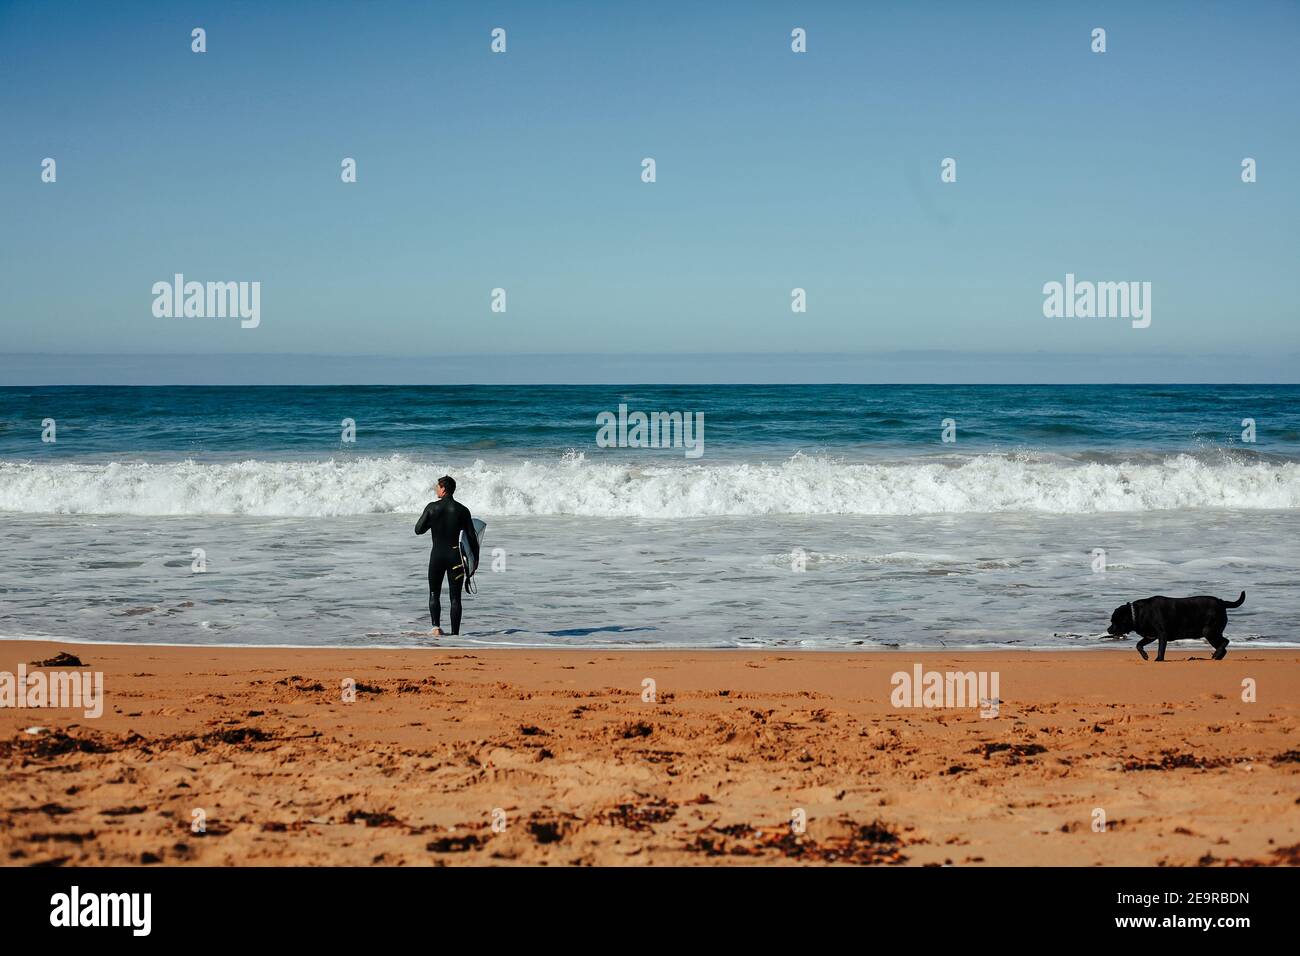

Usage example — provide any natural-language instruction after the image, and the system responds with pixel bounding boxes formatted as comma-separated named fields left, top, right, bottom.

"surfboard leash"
left=453, top=560, right=478, bottom=596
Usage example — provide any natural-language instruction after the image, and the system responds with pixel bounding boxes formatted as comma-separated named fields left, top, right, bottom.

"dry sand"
left=1, top=640, right=1297, bottom=866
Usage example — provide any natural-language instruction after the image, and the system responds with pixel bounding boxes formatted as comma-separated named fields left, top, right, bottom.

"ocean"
left=1, top=384, right=1297, bottom=650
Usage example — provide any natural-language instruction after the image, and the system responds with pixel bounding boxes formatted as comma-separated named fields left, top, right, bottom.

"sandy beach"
left=1, top=640, right=1296, bottom=867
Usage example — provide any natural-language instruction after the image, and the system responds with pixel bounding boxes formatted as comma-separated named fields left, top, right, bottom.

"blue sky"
left=1, top=0, right=1297, bottom=381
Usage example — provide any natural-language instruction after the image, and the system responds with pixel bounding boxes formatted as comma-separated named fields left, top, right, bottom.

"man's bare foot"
left=429, top=627, right=442, bottom=637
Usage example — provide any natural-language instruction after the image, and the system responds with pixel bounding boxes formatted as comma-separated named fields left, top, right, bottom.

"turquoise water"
left=3, top=384, right=1298, bottom=461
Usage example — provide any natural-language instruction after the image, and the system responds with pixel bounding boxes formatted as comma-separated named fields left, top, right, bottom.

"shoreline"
left=5, top=634, right=1298, bottom=653
left=2, top=640, right=1297, bottom=866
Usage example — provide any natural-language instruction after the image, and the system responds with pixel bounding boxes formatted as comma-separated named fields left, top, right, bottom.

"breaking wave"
left=2, top=452, right=1298, bottom=517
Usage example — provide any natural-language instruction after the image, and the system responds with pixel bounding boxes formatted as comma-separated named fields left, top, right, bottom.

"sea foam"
left=1, top=452, right=1298, bottom=517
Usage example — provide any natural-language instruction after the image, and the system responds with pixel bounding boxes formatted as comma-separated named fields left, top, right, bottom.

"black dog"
left=1107, top=591, right=1244, bottom=661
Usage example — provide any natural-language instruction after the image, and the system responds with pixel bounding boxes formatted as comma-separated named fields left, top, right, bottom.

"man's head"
left=436, top=475, right=456, bottom=498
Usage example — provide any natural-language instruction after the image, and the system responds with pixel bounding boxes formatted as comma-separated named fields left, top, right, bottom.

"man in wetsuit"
left=414, top=475, right=480, bottom=637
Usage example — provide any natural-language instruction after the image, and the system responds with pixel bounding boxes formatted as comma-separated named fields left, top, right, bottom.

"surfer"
left=415, top=476, right=480, bottom=636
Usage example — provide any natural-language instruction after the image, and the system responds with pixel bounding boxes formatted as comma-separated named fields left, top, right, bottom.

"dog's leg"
left=1136, top=636, right=1154, bottom=661
left=1208, top=616, right=1229, bottom=660
left=1155, top=637, right=1168, bottom=662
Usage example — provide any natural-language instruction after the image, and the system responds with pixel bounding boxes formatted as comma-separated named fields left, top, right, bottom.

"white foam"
left=1, top=452, right=1298, bottom=517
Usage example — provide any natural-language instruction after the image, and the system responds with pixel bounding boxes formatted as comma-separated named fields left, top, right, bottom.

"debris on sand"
left=615, top=721, right=655, bottom=739
left=345, top=809, right=405, bottom=828
left=427, top=834, right=483, bottom=853
left=969, top=742, right=1048, bottom=762
left=29, top=652, right=85, bottom=668
left=0, top=730, right=113, bottom=760
left=599, top=799, right=677, bottom=831
left=1122, top=750, right=1248, bottom=772
left=688, top=817, right=908, bottom=864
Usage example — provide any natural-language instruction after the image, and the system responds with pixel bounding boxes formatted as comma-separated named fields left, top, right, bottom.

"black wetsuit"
left=415, top=495, right=479, bottom=634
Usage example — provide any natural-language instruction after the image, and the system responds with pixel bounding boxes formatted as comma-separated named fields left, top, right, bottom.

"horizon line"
left=3, top=350, right=1297, bottom=387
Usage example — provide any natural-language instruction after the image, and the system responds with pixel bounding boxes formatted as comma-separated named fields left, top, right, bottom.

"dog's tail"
left=1221, top=590, right=1246, bottom=609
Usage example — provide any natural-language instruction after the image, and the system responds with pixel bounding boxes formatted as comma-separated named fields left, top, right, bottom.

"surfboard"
left=459, top=518, right=487, bottom=578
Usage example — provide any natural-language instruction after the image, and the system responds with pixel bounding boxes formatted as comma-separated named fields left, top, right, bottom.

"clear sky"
left=1, top=0, right=1296, bottom=381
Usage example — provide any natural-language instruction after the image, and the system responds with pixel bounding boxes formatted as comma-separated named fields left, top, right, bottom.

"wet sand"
left=1, top=641, right=1297, bottom=866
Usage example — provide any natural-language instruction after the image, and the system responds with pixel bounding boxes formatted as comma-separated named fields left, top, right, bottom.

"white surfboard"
left=459, top=518, right=487, bottom=578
